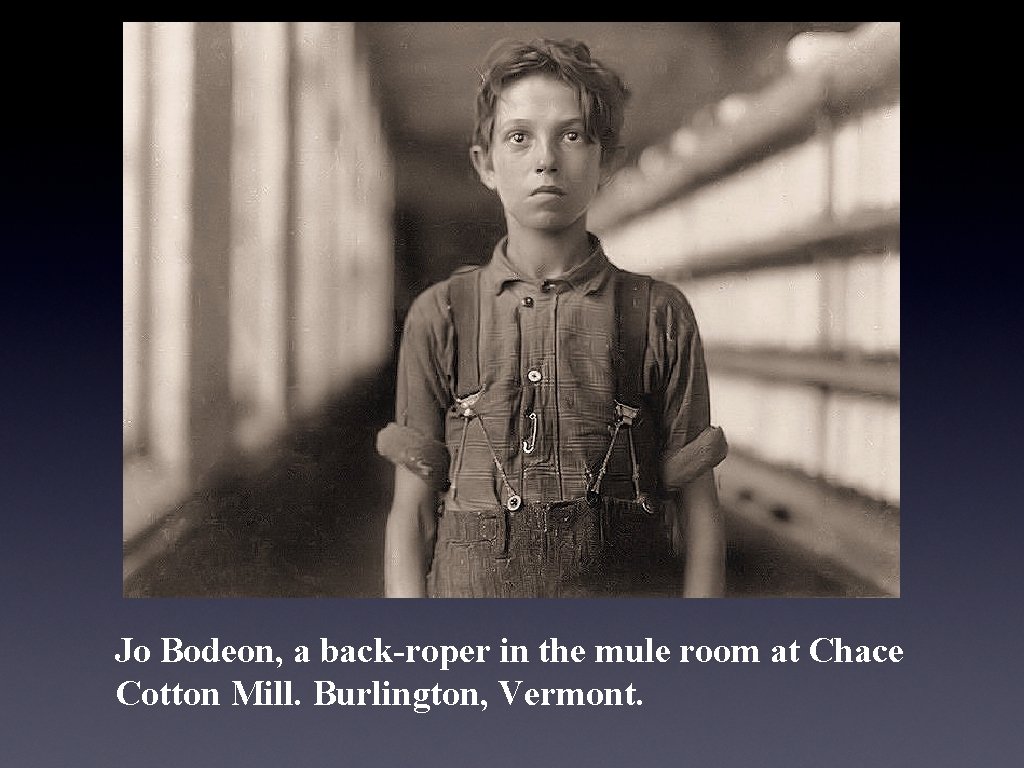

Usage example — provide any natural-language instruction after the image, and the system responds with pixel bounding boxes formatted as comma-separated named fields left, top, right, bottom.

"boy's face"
left=472, top=74, right=605, bottom=234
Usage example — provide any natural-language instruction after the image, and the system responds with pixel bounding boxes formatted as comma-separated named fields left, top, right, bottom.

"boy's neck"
left=504, top=222, right=593, bottom=280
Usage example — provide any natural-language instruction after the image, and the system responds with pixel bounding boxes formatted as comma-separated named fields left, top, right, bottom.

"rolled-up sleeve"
left=376, top=287, right=453, bottom=491
left=649, top=284, right=728, bottom=490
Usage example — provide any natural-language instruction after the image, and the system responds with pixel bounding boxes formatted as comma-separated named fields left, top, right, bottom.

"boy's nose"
left=534, top=140, right=558, bottom=173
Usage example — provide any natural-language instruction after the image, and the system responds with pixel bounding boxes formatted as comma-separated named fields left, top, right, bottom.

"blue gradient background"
left=2, top=24, right=1021, bottom=768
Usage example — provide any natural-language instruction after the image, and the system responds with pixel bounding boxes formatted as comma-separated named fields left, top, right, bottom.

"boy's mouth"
left=531, top=186, right=565, bottom=196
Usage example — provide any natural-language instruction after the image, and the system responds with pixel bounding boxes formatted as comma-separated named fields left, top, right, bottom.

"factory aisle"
left=123, top=368, right=395, bottom=598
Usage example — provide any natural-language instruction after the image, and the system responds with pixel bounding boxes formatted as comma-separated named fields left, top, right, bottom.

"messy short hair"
left=472, top=38, right=630, bottom=162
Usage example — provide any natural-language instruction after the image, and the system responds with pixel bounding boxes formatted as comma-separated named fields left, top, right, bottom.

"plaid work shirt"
left=378, top=235, right=724, bottom=512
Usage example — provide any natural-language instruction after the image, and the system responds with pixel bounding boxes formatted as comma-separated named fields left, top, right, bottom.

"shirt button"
left=527, top=369, right=542, bottom=383
left=541, top=281, right=554, bottom=293
left=521, top=296, right=534, bottom=307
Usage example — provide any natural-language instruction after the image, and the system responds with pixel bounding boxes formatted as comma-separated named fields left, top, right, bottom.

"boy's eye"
left=509, top=132, right=526, bottom=144
left=564, top=131, right=581, bottom=143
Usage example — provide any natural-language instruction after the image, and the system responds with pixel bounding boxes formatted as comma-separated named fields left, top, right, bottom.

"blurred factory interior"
left=122, top=21, right=899, bottom=597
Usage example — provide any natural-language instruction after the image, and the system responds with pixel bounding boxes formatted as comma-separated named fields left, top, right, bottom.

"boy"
left=377, top=38, right=728, bottom=597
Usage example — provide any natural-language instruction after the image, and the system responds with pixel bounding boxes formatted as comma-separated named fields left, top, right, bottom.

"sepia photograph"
left=122, top=21, right=900, bottom=598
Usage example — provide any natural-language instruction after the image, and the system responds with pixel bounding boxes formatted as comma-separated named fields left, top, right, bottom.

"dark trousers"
left=427, top=498, right=684, bottom=598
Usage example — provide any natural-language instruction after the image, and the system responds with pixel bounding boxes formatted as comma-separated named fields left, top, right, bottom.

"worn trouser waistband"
left=427, top=498, right=682, bottom=598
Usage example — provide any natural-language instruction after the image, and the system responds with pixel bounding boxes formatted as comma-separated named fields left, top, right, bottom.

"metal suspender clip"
left=614, top=401, right=640, bottom=426
left=454, top=389, right=483, bottom=418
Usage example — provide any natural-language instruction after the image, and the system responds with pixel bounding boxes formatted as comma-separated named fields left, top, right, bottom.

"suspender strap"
left=614, top=270, right=652, bottom=408
left=449, top=267, right=481, bottom=397
left=451, top=265, right=650, bottom=404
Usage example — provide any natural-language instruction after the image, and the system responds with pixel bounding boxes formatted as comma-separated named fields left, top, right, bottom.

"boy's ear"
left=470, top=145, right=497, bottom=190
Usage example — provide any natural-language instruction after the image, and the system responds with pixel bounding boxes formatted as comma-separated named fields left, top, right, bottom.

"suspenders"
left=448, top=266, right=482, bottom=399
left=613, top=270, right=652, bottom=410
left=447, top=264, right=654, bottom=510
left=607, top=271, right=653, bottom=510
left=448, top=265, right=652, bottom=404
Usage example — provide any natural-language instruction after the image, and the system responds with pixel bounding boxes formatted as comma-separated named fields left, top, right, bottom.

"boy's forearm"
left=384, top=508, right=429, bottom=597
left=683, top=512, right=725, bottom=597
left=383, top=466, right=438, bottom=597
left=681, top=472, right=726, bottom=598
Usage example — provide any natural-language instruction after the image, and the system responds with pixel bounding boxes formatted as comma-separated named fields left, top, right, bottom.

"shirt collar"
left=481, top=233, right=613, bottom=296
